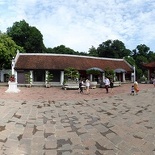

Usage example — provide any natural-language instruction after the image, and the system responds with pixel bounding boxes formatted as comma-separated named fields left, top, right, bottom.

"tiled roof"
left=15, top=53, right=133, bottom=72
left=143, top=61, right=155, bottom=68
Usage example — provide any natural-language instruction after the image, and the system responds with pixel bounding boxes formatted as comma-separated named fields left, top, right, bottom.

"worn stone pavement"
left=0, top=84, right=154, bottom=155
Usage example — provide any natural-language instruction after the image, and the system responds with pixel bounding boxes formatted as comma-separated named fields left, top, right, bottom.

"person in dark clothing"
left=79, top=80, right=84, bottom=93
left=104, top=77, right=110, bottom=93
left=130, top=85, right=134, bottom=95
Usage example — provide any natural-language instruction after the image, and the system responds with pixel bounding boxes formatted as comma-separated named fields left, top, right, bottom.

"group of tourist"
left=79, top=79, right=90, bottom=95
left=79, top=76, right=155, bottom=96
left=79, top=77, right=114, bottom=95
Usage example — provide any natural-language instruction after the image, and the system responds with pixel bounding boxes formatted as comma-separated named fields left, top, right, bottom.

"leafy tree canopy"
left=88, top=46, right=98, bottom=57
left=147, top=51, right=155, bottom=62
left=52, top=45, right=77, bottom=54
left=64, top=67, right=79, bottom=81
left=104, top=67, right=114, bottom=80
left=7, top=20, right=45, bottom=53
left=97, top=39, right=131, bottom=58
left=46, top=45, right=88, bottom=56
left=124, top=56, right=135, bottom=66
left=131, top=44, right=154, bottom=78
left=132, top=44, right=150, bottom=59
left=0, top=33, right=23, bottom=69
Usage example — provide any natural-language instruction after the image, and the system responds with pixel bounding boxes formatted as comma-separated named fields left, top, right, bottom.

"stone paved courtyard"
left=0, top=84, right=154, bottom=155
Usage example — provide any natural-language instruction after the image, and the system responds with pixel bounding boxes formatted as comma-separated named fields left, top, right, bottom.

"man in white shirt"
left=104, top=77, right=110, bottom=93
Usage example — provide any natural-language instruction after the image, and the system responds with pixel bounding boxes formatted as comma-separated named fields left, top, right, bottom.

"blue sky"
left=0, top=0, right=155, bottom=52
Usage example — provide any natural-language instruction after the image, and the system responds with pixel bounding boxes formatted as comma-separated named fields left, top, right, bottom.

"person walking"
left=104, top=77, right=110, bottom=93
left=85, top=79, right=90, bottom=94
left=79, top=79, right=84, bottom=93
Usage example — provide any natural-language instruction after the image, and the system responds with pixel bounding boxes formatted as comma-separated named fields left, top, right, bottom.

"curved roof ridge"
left=19, top=53, right=124, bottom=61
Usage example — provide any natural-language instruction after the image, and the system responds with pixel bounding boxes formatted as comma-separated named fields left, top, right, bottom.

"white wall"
left=0, top=69, right=11, bottom=82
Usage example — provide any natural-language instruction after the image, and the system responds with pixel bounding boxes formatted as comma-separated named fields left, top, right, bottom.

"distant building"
left=143, top=61, right=155, bottom=81
left=9, top=52, right=134, bottom=86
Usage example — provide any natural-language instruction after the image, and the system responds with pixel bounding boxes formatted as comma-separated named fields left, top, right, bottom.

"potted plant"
left=140, top=75, right=147, bottom=84
left=25, top=72, right=32, bottom=88
left=45, top=71, right=53, bottom=88
left=63, top=67, right=79, bottom=89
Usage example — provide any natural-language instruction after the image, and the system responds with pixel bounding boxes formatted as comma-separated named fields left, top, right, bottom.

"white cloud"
left=0, top=0, right=155, bottom=52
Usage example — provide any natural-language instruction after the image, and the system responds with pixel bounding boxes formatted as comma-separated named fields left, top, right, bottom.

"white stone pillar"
left=90, top=74, right=93, bottom=81
left=102, top=72, right=105, bottom=82
left=1, top=70, right=3, bottom=82
left=11, top=58, right=15, bottom=75
left=5, top=81, right=20, bottom=93
left=45, top=71, right=48, bottom=84
left=122, top=72, right=126, bottom=82
left=14, top=71, right=18, bottom=82
left=133, top=66, right=136, bottom=82
left=30, top=70, right=33, bottom=84
left=114, top=73, right=116, bottom=81
left=60, top=71, right=64, bottom=85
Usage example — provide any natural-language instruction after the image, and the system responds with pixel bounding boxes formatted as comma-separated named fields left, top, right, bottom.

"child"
left=130, top=85, right=134, bottom=95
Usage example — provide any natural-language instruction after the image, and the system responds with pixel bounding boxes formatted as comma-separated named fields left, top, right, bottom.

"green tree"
left=124, top=56, right=135, bottom=66
left=45, top=47, right=54, bottom=53
left=7, top=20, right=45, bottom=53
left=104, top=67, right=114, bottom=80
left=0, top=33, right=23, bottom=69
left=64, top=67, right=79, bottom=82
left=45, top=45, right=88, bottom=56
left=52, top=45, right=76, bottom=54
left=147, top=51, right=155, bottom=62
left=132, top=44, right=150, bottom=79
left=97, top=39, right=131, bottom=58
left=45, top=71, right=53, bottom=84
left=88, top=46, right=98, bottom=57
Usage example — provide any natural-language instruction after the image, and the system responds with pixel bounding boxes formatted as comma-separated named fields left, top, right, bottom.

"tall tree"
left=0, top=33, right=23, bottom=69
left=52, top=45, right=76, bottom=54
left=132, top=44, right=151, bottom=79
left=88, top=46, right=98, bottom=57
left=97, top=39, right=131, bottom=58
left=7, top=20, right=45, bottom=53
left=147, top=51, right=155, bottom=62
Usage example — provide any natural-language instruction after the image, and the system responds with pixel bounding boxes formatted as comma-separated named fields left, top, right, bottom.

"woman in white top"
left=104, top=77, right=110, bottom=93
left=85, top=79, right=90, bottom=94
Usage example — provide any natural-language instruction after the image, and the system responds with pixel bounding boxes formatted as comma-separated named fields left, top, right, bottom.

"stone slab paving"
left=0, top=84, right=154, bottom=154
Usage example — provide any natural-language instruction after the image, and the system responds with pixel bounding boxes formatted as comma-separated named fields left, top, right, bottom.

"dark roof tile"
left=15, top=53, right=133, bottom=72
left=143, top=61, right=155, bottom=68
